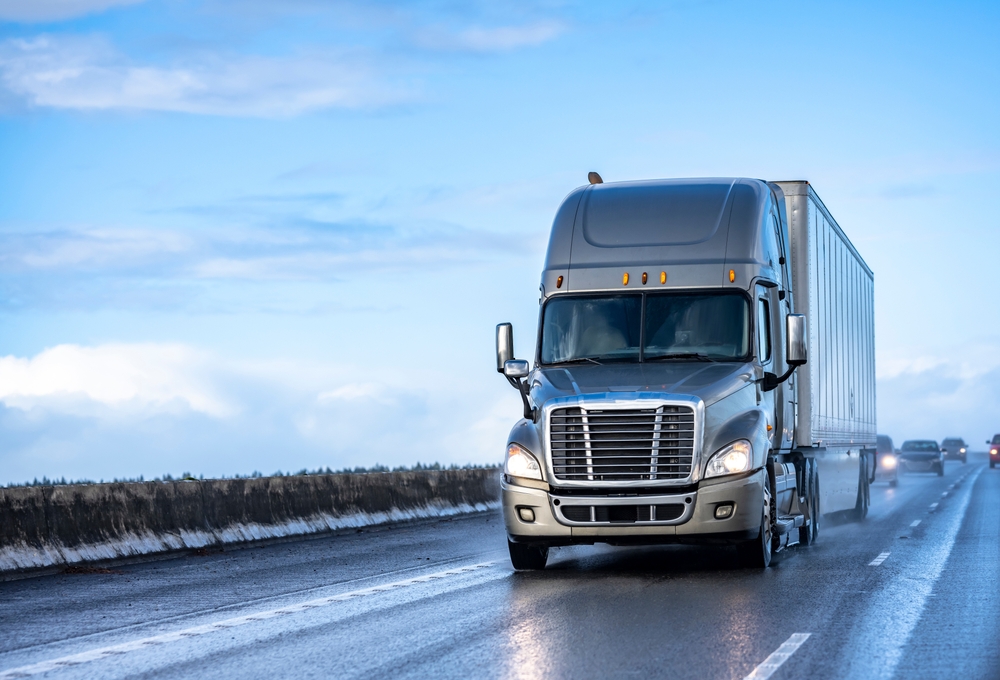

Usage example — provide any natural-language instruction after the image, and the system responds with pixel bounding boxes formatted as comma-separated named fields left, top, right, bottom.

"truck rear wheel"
left=508, top=539, right=548, bottom=571
left=798, top=459, right=817, bottom=546
left=850, top=458, right=870, bottom=522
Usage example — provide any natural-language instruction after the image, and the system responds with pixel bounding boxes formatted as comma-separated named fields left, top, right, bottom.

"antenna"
left=588, top=171, right=603, bottom=185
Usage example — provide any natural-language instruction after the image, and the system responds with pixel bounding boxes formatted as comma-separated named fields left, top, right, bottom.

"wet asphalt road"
left=1, top=456, right=998, bottom=680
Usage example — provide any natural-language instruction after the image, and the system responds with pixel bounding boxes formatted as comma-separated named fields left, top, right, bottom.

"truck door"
left=766, top=208, right=795, bottom=451
left=755, top=285, right=777, bottom=451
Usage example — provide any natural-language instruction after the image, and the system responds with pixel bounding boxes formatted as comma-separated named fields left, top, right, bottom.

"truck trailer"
left=495, top=176, right=876, bottom=569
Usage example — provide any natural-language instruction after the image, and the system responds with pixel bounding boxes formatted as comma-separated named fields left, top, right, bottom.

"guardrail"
left=0, top=469, right=500, bottom=576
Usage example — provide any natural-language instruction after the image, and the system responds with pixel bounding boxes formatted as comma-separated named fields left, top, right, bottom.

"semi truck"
left=495, top=176, right=876, bottom=569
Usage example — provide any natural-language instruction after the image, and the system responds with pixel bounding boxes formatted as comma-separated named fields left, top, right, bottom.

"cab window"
left=757, top=298, right=771, bottom=363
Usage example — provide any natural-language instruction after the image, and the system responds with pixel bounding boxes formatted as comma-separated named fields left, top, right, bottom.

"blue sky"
left=0, top=0, right=998, bottom=484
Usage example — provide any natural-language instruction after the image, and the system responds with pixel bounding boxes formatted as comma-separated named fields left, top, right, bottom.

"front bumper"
left=900, top=457, right=941, bottom=472
left=502, top=469, right=765, bottom=546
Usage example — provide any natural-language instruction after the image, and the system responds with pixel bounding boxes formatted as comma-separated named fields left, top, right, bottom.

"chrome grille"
left=549, top=405, right=695, bottom=482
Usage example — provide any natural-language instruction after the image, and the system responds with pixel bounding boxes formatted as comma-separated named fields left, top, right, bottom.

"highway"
left=1, top=457, right=997, bottom=680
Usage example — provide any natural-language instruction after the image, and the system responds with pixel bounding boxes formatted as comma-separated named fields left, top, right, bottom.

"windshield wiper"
left=552, top=357, right=604, bottom=366
left=644, top=353, right=720, bottom=363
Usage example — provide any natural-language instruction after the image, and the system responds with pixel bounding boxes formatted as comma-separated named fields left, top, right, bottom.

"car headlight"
left=504, top=443, right=543, bottom=481
left=881, top=455, right=897, bottom=469
left=705, top=440, right=752, bottom=478
left=960, top=448, right=966, bottom=453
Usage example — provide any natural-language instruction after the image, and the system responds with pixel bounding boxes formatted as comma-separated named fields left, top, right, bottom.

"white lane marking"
left=941, top=492, right=948, bottom=497
left=929, top=502, right=939, bottom=510
left=842, top=465, right=984, bottom=680
left=910, top=520, right=921, bottom=527
left=743, top=633, right=811, bottom=679
left=0, top=562, right=495, bottom=679
left=869, top=552, right=891, bottom=566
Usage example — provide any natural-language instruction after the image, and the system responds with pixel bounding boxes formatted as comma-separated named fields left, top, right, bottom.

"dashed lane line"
left=929, top=502, right=939, bottom=510
left=0, top=562, right=496, bottom=679
left=869, top=552, right=891, bottom=567
left=910, top=520, right=921, bottom=527
left=743, top=633, right=812, bottom=679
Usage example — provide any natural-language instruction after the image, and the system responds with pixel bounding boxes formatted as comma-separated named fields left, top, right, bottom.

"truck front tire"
left=737, top=474, right=773, bottom=568
left=508, top=539, right=548, bottom=571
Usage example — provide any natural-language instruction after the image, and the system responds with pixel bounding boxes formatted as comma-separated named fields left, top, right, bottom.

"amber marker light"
left=641, top=272, right=648, bottom=285
left=728, top=269, right=736, bottom=283
left=556, top=275, right=563, bottom=289
left=623, top=272, right=630, bottom=285
left=660, top=271, right=667, bottom=284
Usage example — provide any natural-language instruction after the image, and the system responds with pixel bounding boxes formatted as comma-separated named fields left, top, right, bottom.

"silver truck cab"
left=496, top=177, right=818, bottom=570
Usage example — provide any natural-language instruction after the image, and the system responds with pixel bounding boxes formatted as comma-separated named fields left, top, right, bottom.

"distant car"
left=989, top=434, right=1000, bottom=469
left=874, top=434, right=898, bottom=487
left=898, top=440, right=944, bottom=476
left=940, top=437, right=968, bottom=464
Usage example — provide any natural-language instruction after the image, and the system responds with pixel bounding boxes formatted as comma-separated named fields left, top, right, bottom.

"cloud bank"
left=0, top=341, right=513, bottom=484
left=0, top=36, right=409, bottom=116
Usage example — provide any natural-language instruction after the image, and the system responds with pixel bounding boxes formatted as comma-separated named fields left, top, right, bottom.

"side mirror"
left=496, top=323, right=513, bottom=373
left=786, top=314, right=807, bottom=366
left=504, top=360, right=530, bottom=379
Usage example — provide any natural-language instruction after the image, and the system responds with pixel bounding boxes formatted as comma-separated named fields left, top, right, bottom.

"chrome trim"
left=542, top=393, right=705, bottom=489
left=551, top=491, right=697, bottom=526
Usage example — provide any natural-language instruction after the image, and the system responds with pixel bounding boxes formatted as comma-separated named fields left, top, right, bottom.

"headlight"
left=960, top=448, right=966, bottom=453
left=881, top=455, right=897, bottom=469
left=705, top=440, right=752, bottom=478
left=504, top=443, right=543, bottom=481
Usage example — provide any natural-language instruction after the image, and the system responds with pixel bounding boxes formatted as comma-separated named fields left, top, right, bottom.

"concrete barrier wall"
left=0, top=469, right=501, bottom=575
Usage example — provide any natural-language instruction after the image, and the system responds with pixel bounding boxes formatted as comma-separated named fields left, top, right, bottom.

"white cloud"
left=0, top=343, right=234, bottom=417
left=1, top=227, right=192, bottom=271
left=0, top=35, right=408, bottom=116
left=0, top=0, right=143, bottom=22
left=317, top=382, right=394, bottom=405
left=416, top=20, right=565, bottom=52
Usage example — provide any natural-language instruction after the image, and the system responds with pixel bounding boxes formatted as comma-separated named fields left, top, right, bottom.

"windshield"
left=992, top=435, right=1000, bottom=445
left=876, top=436, right=893, bottom=454
left=901, top=440, right=939, bottom=452
left=540, top=292, right=750, bottom=364
left=942, top=438, right=963, bottom=446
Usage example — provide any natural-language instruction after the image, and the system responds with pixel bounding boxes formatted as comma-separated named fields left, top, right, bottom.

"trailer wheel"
left=508, top=539, right=548, bottom=571
left=737, top=475, right=773, bottom=568
left=850, top=456, right=870, bottom=522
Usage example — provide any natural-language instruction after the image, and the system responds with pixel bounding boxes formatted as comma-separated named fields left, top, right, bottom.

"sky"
left=0, top=0, right=998, bottom=484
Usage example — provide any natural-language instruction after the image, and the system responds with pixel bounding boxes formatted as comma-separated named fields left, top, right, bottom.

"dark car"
left=989, top=435, right=1000, bottom=469
left=874, top=434, right=898, bottom=486
left=940, top=437, right=968, bottom=464
left=898, top=440, right=944, bottom=476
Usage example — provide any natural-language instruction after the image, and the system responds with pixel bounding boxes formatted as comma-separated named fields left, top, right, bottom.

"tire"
left=991, top=460, right=996, bottom=469
left=799, top=459, right=816, bottom=546
left=936, top=463, right=944, bottom=477
left=850, top=457, right=870, bottom=522
left=811, top=472, right=821, bottom=543
left=737, top=474, right=773, bottom=568
left=962, top=456, right=967, bottom=464
left=507, top=539, right=548, bottom=570
left=889, top=478, right=898, bottom=488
